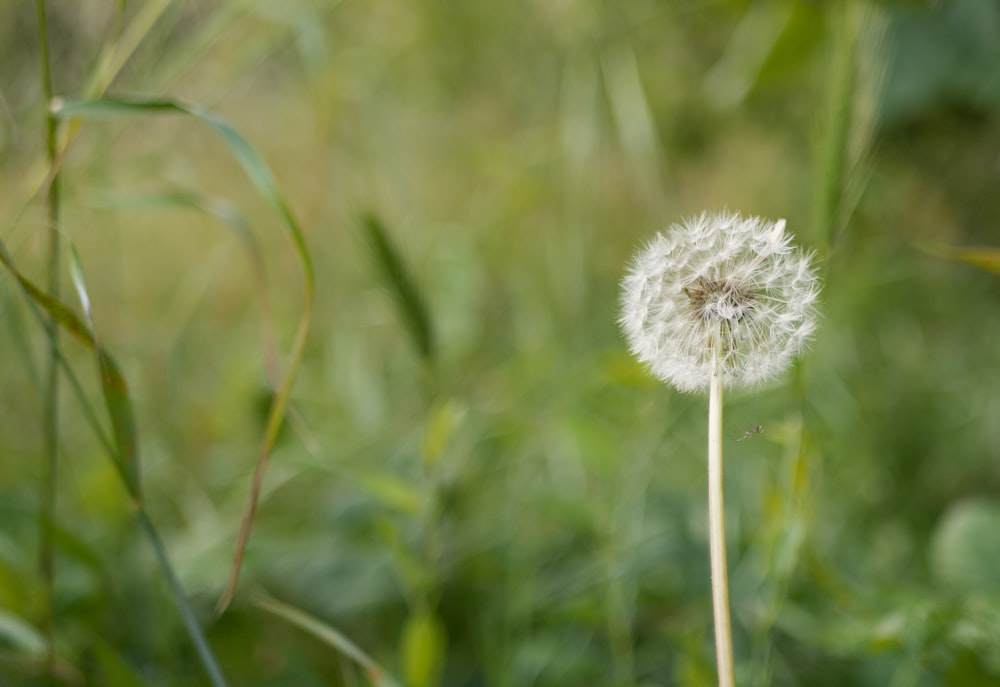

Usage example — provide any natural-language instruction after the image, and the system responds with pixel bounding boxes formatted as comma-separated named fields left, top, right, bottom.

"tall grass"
left=7, top=3, right=314, bottom=685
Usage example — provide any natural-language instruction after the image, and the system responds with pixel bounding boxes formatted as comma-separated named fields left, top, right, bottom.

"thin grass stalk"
left=813, top=3, right=856, bottom=250
left=34, top=0, right=61, bottom=678
left=708, top=322, right=735, bottom=687
left=217, top=251, right=313, bottom=612
left=135, top=510, right=229, bottom=687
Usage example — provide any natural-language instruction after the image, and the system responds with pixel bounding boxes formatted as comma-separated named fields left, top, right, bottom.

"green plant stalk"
left=35, top=0, right=61, bottom=678
left=136, top=510, right=229, bottom=687
left=709, top=324, right=735, bottom=687
left=813, top=3, right=856, bottom=250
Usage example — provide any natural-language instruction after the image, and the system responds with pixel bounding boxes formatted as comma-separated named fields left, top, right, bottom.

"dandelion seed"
left=619, top=212, right=820, bottom=393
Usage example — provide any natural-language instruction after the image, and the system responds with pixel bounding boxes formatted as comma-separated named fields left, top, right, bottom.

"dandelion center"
left=683, top=277, right=757, bottom=323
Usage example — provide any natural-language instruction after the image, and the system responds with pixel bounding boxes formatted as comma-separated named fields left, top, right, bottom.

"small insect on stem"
left=736, top=425, right=762, bottom=442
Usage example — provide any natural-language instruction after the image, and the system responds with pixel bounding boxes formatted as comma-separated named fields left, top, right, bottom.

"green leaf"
left=401, top=609, right=447, bottom=687
left=361, top=212, right=435, bottom=363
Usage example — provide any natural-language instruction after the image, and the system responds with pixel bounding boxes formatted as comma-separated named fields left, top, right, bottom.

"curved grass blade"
left=360, top=212, right=434, bottom=363
left=252, top=592, right=404, bottom=687
left=0, top=241, right=229, bottom=686
left=0, top=243, right=117, bottom=461
left=51, top=95, right=315, bottom=611
left=68, top=246, right=140, bottom=499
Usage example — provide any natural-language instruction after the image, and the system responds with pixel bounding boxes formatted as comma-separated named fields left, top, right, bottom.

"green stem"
left=708, top=324, right=736, bottom=687
left=35, top=0, right=62, bottom=678
left=135, top=510, right=229, bottom=687
left=813, top=3, right=856, bottom=250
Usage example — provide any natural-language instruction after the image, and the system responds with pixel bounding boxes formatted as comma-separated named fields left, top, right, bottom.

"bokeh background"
left=2, top=1, right=1000, bottom=685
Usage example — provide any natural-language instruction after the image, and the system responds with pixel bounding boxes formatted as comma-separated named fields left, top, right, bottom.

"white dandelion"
left=620, top=211, right=820, bottom=393
left=619, top=211, right=821, bottom=687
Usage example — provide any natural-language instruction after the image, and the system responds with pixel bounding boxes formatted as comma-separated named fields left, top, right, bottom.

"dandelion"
left=619, top=212, right=820, bottom=687
left=620, top=212, right=819, bottom=393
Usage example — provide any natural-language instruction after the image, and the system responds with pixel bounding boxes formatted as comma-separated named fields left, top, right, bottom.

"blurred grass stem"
left=709, top=324, right=736, bottom=687
left=813, top=10, right=853, bottom=249
left=35, top=0, right=61, bottom=678
left=136, top=509, right=230, bottom=687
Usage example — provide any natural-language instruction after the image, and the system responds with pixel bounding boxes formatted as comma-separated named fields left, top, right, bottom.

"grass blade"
left=253, top=592, right=404, bottom=687
left=136, top=510, right=229, bottom=687
left=361, top=212, right=435, bottom=363
left=813, top=3, right=888, bottom=253
left=68, top=246, right=140, bottom=499
left=51, top=95, right=316, bottom=611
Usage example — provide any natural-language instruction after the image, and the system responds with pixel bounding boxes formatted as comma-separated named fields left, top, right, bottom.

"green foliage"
left=2, top=0, right=1000, bottom=685
left=401, top=608, right=447, bottom=687
left=361, top=212, right=436, bottom=365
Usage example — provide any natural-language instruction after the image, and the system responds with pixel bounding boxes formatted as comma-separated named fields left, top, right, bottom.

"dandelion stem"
left=708, top=324, right=736, bottom=687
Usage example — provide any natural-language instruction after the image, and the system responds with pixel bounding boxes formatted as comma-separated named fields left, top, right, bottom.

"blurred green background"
left=2, top=0, right=1000, bottom=685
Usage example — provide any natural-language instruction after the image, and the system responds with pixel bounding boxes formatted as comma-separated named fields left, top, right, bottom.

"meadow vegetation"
left=2, top=1, right=1000, bottom=685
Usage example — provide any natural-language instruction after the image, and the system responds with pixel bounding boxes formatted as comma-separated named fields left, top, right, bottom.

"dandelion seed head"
left=619, top=212, right=820, bottom=393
